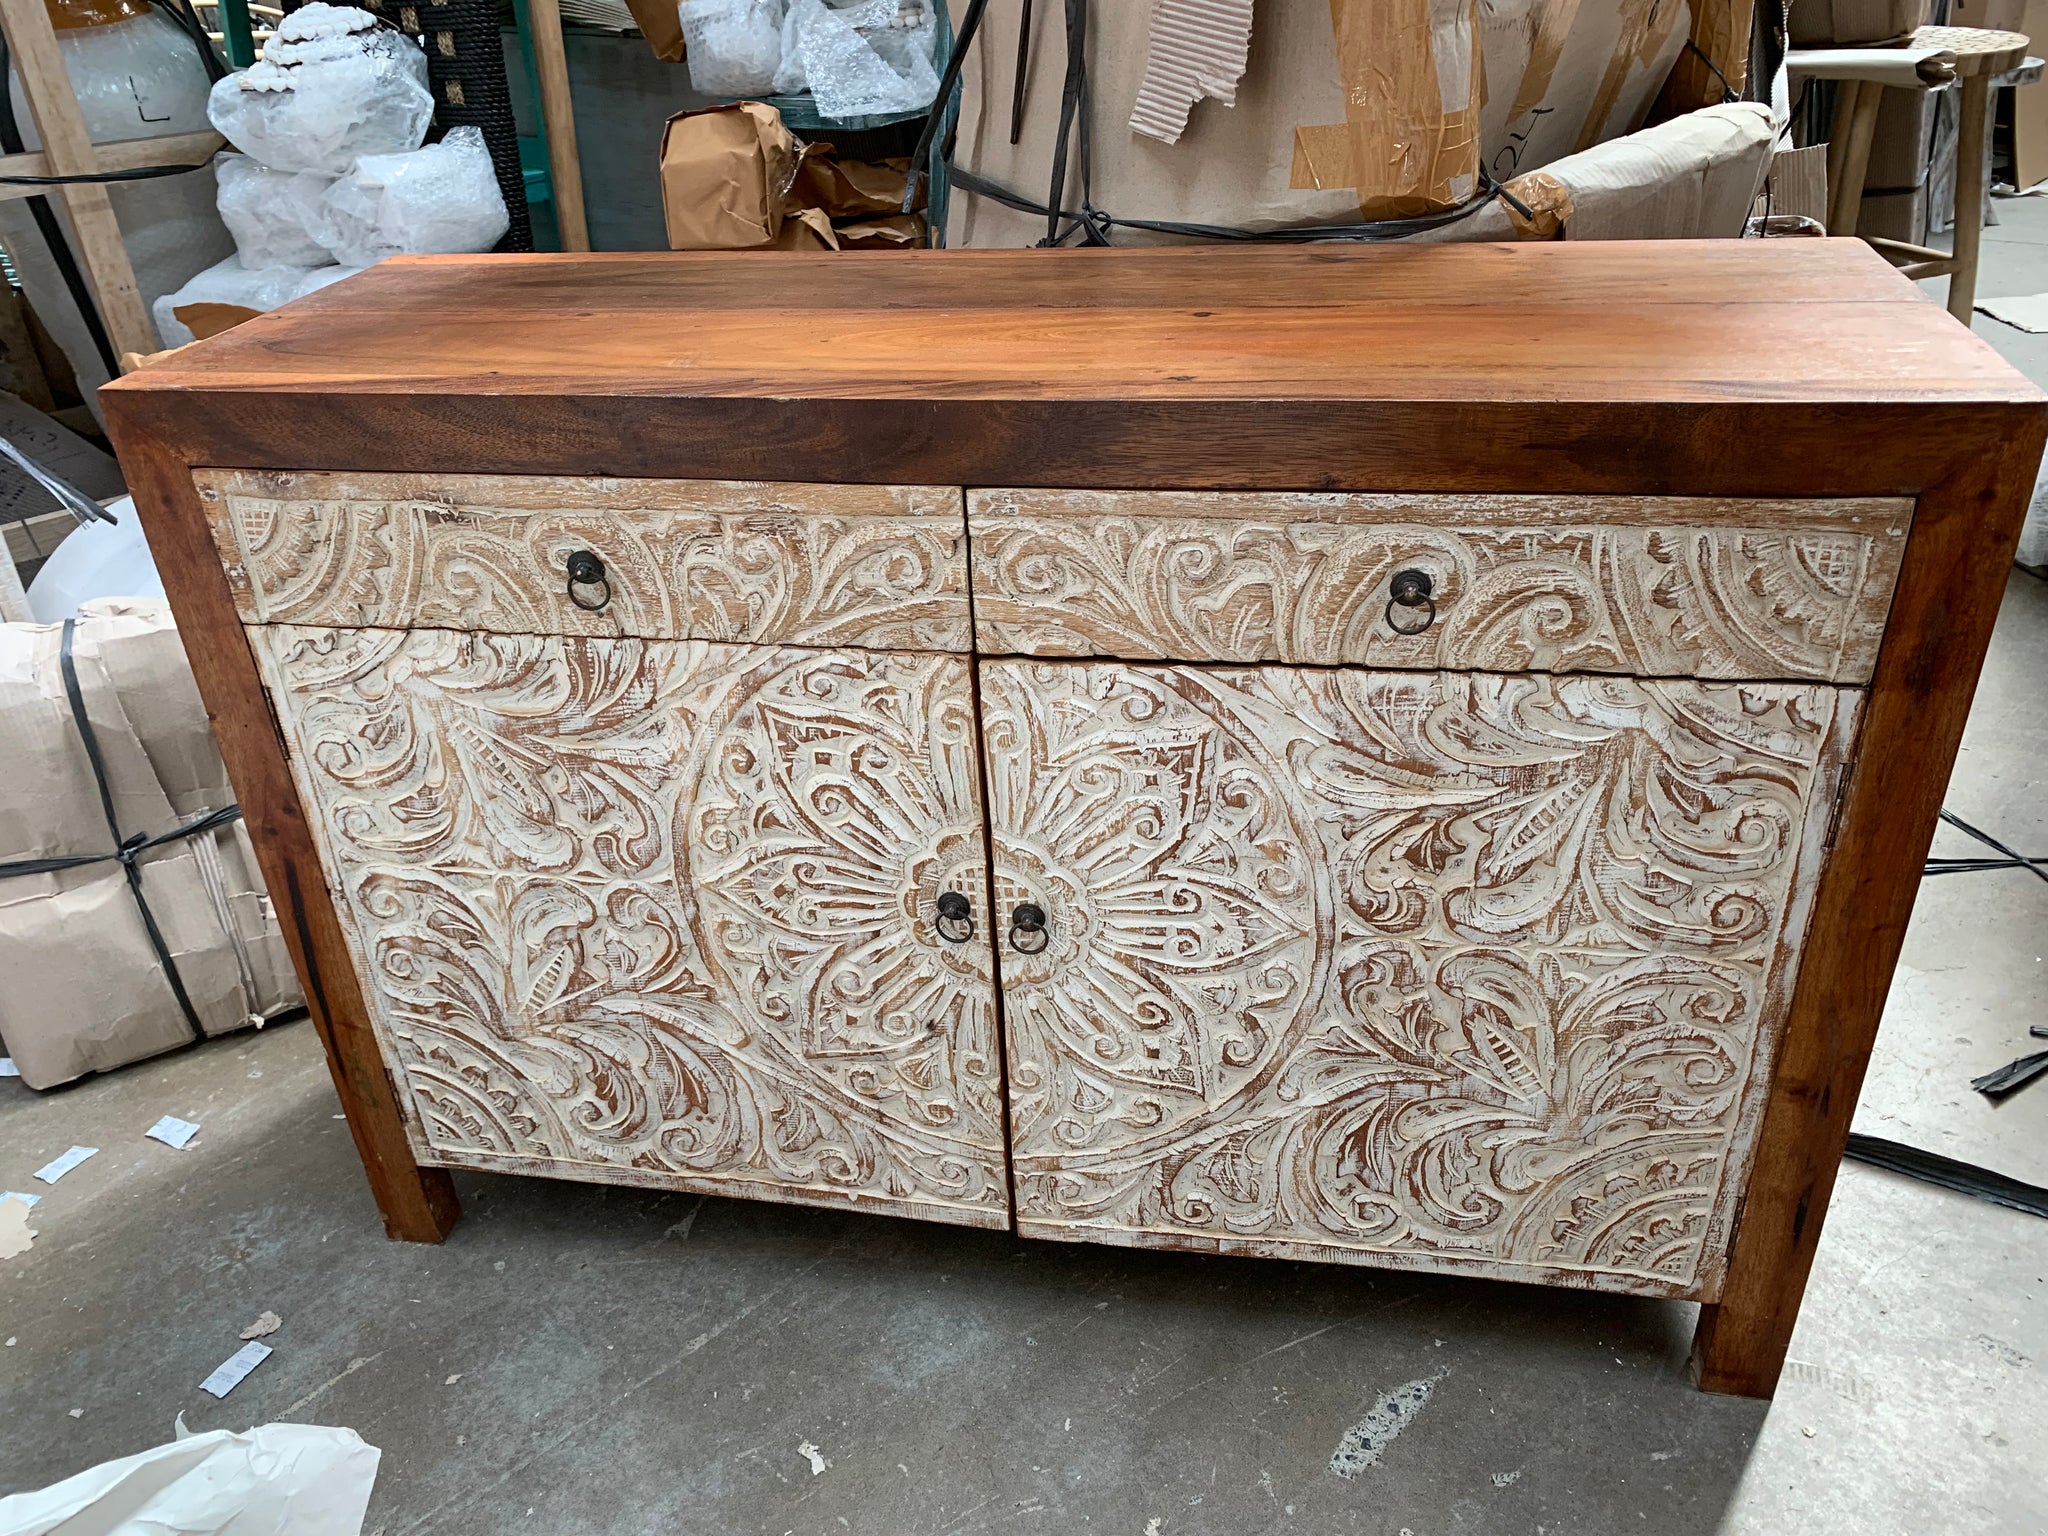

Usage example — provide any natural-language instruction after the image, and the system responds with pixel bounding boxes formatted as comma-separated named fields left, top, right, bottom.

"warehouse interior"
left=2, top=0, right=2047, bottom=1532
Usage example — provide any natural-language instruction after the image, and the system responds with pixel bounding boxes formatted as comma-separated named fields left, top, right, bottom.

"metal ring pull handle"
left=565, top=549, right=611, bottom=612
left=1385, top=567, right=1436, bottom=636
left=934, top=891, right=974, bottom=944
left=1008, top=902, right=1049, bottom=954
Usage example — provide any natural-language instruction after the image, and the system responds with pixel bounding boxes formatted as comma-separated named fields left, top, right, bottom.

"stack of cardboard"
left=0, top=599, right=300, bottom=1089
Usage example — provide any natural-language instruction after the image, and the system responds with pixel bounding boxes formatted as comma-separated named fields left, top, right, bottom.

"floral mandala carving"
left=254, top=626, right=1005, bottom=1227
left=984, top=661, right=1855, bottom=1292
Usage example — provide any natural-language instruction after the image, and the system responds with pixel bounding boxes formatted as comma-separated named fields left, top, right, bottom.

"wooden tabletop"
left=107, top=242, right=2037, bottom=407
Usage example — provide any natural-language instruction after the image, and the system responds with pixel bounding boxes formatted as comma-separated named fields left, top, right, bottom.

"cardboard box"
left=1947, top=0, right=2025, bottom=29
left=1475, top=0, right=1691, bottom=183
left=1858, top=84, right=1932, bottom=240
left=948, top=0, right=1690, bottom=244
left=1765, top=142, right=1830, bottom=226
left=0, top=600, right=301, bottom=1089
left=1788, top=0, right=1930, bottom=44
left=1858, top=185, right=1928, bottom=242
left=2014, top=0, right=2048, bottom=189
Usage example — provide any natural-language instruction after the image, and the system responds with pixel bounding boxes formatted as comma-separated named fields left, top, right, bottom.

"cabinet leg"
left=1690, top=1299, right=1787, bottom=1399
left=1687, top=436, right=2048, bottom=1397
left=312, top=1006, right=462, bottom=1243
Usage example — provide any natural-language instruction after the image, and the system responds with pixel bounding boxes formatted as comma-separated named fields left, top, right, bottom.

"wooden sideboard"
left=102, top=243, right=2047, bottom=1399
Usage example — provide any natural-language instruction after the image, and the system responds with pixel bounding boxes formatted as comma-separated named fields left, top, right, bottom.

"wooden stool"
left=1860, top=26, right=2030, bottom=323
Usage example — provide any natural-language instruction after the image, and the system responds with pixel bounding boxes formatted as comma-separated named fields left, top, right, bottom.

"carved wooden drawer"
left=199, top=469, right=971, bottom=652
left=968, top=490, right=1911, bottom=682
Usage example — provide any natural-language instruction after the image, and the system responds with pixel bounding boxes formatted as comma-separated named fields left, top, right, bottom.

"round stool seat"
left=1909, top=25, right=2030, bottom=75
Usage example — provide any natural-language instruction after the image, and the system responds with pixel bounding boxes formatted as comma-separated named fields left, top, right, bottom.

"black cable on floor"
left=1924, top=808, right=2048, bottom=883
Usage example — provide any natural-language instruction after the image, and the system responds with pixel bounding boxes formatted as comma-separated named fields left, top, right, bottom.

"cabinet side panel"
left=252, top=625, right=1009, bottom=1228
left=982, top=659, right=1852, bottom=1296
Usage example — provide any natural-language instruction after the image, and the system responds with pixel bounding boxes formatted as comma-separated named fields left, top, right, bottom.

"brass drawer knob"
left=565, top=549, right=610, bottom=612
left=1008, top=902, right=1049, bottom=954
left=934, top=891, right=974, bottom=944
left=1386, top=568, right=1436, bottom=635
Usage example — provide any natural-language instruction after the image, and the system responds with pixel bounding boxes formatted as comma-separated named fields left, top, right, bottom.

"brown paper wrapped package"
left=624, top=0, right=686, bottom=61
left=662, top=109, right=926, bottom=250
left=660, top=102, right=803, bottom=249
left=0, top=600, right=301, bottom=1089
left=794, top=150, right=919, bottom=218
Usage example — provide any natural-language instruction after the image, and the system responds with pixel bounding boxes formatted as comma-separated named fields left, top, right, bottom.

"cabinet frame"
left=100, top=243, right=2048, bottom=1400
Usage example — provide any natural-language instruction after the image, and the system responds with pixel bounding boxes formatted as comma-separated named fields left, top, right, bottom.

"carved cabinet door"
left=254, top=627, right=1009, bottom=1228
left=979, top=659, right=1859, bottom=1295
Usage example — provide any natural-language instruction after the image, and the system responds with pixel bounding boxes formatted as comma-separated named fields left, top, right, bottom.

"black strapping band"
left=1844, top=1133, right=2048, bottom=1220
left=0, top=620, right=244, bottom=1044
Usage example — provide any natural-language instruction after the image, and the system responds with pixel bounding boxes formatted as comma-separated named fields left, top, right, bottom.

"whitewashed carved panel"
left=202, top=470, right=970, bottom=651
left=968, top=489, right=1910, bottom=683
left=980, top=659, right=1858, bottom=1294
left=253, top=626, right=1006, bottom=1226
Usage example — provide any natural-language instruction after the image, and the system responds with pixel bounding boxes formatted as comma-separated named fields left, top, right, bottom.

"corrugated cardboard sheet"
left=1130, top=0, right=1258, bottom=144
left=949, top=0, right=1693, bottom=243
left=0, top=600, right=300, bottom=1090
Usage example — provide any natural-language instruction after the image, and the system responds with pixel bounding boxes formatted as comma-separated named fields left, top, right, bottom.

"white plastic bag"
left=214, top=152, right=335, bottom=267
left=771, top=0, right=808, bottom=94
left=782, top=0, right=938, bottom=119
left=679, top=0, right=785, bottom=94
left=23, top=496, right=163, bottom=622
left=294, top=263, right=371, bottom=297
left=308, top=126, right=509, bottom=266
left=0, top=1424, right=379, bottom=1536
left=151, top=254, right=335, bottom=345
left=207, top=2, right=431, bottom=175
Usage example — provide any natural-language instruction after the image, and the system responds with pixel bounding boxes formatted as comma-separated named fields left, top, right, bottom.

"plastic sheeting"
left=0, top=1425, right=379, bottom=1536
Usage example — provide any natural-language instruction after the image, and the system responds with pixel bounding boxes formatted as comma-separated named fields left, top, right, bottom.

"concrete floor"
left=8, top=236, right=2048, bottom=1536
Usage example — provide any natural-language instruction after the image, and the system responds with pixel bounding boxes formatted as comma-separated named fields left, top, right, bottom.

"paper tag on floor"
left=2, top=1190, right=41, bottom=1208
left=1976, top=293, right=2048, bottom=333
left=146, top=1116, right=201, bottom=1149
left=33, top=1146, right=97, bottom=1184
left=0, top=1057, right=18, bottom=1076
left=200, top=1340, right=273, bottom=1398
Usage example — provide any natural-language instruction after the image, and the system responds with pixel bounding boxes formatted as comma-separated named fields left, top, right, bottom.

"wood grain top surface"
left=103, top=243, right=2042, bottom=407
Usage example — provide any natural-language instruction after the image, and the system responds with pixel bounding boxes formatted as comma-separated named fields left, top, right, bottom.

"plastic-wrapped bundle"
left=308, top=126, right=511, bottom=266
left=679, top=0, right=785, bottom=95
left=778, top=0, right=938, bottom=119
left=213, top=153, right=336, bottom=267
left=151, top=256, right=343, bottom=345
left=207, top=2, right=432, bottom=175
